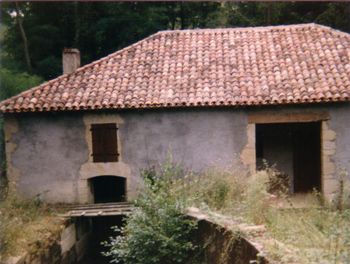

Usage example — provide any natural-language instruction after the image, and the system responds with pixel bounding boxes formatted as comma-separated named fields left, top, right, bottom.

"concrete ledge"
left=186, top=207, right=270, bottom=264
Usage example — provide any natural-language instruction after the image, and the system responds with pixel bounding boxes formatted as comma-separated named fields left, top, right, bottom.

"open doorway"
left=256, top=122, right=321, bottom=193
left=78, top=216, right=125, bottom=264
left=90, top=176, right=126, bottom=203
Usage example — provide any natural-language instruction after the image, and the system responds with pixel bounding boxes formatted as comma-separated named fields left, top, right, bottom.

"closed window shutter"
left=91, top=123, right=119, bottom=162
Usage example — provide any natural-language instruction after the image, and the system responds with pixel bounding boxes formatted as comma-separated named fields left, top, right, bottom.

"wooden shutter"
left=91, top=123, right=119, bottom=162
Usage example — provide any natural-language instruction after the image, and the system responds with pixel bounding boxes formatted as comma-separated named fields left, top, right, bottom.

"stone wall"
left=3, top=218, right=92, bottom=264
left=187, top=208, right=269, bottom=264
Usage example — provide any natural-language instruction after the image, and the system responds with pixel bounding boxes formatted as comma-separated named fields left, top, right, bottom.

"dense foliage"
left=103, top=164, right=198, bottom=264
left=0, top=69, right=42, bottom=100
left=1, top=2, right=349, bottom=80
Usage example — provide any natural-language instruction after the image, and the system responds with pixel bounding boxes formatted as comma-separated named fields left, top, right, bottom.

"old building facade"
left=1, top=24, right=350, bottom=203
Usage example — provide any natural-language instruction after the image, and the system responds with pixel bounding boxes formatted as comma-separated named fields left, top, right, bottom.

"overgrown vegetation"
left=0, top=69, right=42, bottom=100
left=103, top=164, right=198, bottom=264
left=180, top=167, right=350, bottom=263
left=0, top=194, right=63, bottom=260
left=106, top=162, right=350, bottom=264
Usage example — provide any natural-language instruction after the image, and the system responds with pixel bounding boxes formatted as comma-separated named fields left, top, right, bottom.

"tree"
left=0, top=2, right=349, bottom=81
left=14, top=2, right=32, bottom=73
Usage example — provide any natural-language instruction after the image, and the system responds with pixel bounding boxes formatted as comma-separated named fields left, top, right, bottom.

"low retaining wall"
left=4, top=218, right=92, bottom=264
left=187, top=208, right=270, bottom=264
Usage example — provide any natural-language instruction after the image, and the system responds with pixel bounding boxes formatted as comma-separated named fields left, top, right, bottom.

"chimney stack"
left=62, top=48, right=80, bottom=74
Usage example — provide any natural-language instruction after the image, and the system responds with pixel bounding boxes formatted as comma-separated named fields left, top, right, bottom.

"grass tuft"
left=0, top=194, right=64, bottom=259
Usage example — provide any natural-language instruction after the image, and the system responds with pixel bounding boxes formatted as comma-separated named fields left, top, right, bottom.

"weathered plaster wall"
left=5, top=109, right=248, bottom=203
left=5, top=113, right=88, bottom=203
left=4, top=103, right=350, bottom=203
left=119, top=109, right=247, bottom=194
left=327, top=104, right=350, bottom=197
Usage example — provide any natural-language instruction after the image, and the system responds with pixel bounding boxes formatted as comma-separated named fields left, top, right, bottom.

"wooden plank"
left=66, top=209, right=132, bottom=217
left=248, top=112, right=330, bottom=124
left=68, top=208, right=133, bottom=214
left=59, top=202, right=134, bottom=218
left=66, top=204, right=131, bottom=210
left=64, top=202, right=132, bottom=209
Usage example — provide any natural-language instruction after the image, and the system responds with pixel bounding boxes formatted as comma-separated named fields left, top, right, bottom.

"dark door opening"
left=91, top=176, right=126, bottom=203
left=256, top=122, right=321, bottom=193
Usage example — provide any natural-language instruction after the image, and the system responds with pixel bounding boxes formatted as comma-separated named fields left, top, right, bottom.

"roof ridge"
left=310, top=23, right=350, bottom=39
left=157, top=23, right=318, bottom=35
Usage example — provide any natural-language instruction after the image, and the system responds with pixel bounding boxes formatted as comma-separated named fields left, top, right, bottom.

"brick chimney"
left=62, top=48, right=80, bottom=74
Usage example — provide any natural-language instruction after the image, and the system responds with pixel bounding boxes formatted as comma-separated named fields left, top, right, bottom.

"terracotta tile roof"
left=1, top=23, right=350, bottom=113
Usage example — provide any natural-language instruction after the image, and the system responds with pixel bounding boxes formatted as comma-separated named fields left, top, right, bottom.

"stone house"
left=0, top=23, right=349, bottom=204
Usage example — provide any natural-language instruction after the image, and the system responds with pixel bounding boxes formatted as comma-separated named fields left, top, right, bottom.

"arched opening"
left=90, top=176, right=126, bottom=203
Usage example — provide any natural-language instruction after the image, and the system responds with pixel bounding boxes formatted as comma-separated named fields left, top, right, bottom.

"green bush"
left=103, top=163, right=198, bottom=264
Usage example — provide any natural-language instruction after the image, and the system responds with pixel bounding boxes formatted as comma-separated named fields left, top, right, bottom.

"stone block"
left=322, top=121, right=329, bottom=131
left=323, top=129, right=336, bottom=141
left=323, top=141, right=336, bottom=150
left=240, top=148, right=256, bottom=165
left=323, top=148, right=335, bottom=156
left=246, top=124, right=256, bottom=148
left=323, top=178, right=339, bottom=196
left=60, top=224, right=76, bottom=254
left=323, top=161, right=336, bottom=175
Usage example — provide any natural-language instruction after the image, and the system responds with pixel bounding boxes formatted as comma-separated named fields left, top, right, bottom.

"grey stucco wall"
left=328, top=104, right=350, bottom=177
left=6, top=109, right=248, bottom=203
left=10, top=113, right=88, bottom=202
left=4, top=103, right=350, bottom=203
left=120, top=109, right=247, bottom=179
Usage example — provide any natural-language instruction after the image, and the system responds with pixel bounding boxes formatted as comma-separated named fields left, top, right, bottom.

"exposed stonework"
left=240, top=123, right=256, bottom=175
left=186, top=207, right=269, bottom=264
left=3, top=115, right=20, bottom=193
left=322, top=121, right=338, bottom=198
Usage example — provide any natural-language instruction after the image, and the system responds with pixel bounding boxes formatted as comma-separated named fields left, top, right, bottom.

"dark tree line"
left=1, top=2, right=349, bottom=82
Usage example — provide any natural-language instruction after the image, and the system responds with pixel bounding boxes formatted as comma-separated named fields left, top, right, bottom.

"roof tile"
left=1, top=23, right=350, bottom=113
